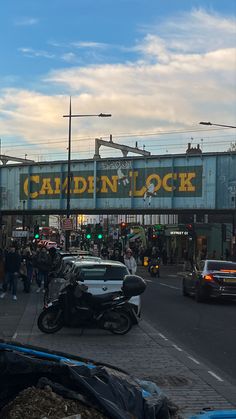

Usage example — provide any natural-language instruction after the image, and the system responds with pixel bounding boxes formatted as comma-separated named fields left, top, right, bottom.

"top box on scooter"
left=122, top=275, right=146, bottom=297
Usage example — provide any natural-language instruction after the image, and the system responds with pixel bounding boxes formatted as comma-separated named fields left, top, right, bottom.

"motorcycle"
left=148, top=258, right=160, bottom=278
left=37, top=274, right=146, bottom=335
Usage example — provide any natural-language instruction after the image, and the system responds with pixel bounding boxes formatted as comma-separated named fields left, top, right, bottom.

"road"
left=140, top=265, right=236, bottom=386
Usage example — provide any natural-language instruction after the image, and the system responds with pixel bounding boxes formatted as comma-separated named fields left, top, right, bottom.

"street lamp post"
left=22, top=200, right=26, bottom=231
left=199, top=121, right=236, bottom=129
left=63, top=97, right=111, bottom=251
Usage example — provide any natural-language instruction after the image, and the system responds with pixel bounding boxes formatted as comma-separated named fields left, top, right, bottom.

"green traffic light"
left=86, top=233, right=91, bottom=240
left=97, top=233, right=103, bottom=240
left=34, top=234, right=40, bottom=239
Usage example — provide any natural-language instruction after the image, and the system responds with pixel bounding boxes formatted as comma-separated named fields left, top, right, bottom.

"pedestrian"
left=110, top=248, right=124, bottom=264
left=35, top=246, right=51, bottom=292
left=162, top=247, right=168, bottom=265
left=0, top=243, right=22, bottom=300
left=0, top=249, right=5, bottom=289
left=48, top=247, right=63, bottom=278
left=22, top=246, right=33, bottom=292
left=124, top=248, right=137, bottom=274
left=225, top=248, right=230, bottom=261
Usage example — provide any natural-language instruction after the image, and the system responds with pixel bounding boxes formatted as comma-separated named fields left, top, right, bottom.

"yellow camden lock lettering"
left=100, top=175, right=118, bottom=193
left=23, top=171, right=197, bottom=198
left=73, top=177, right=87, bottom=194
left=178, top=172, right=196, bottom=191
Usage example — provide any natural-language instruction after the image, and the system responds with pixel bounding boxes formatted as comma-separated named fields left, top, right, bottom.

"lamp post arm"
left=199, top=122, right=236, bottom=129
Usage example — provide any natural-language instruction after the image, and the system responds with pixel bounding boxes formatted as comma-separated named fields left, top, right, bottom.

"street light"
left=63, top=97, right=111, bottom=251
left=199, top=121, right=236, bottom=129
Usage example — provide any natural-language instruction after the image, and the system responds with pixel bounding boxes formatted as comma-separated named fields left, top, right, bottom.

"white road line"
left=188, top=356, right=200, bottom=365
left=172, top=344, right=183, bottom=352
left=12, top=332, right=17, bottom=340
left=159, top=282, right=180, bottom=290
left=158, top=333, right=169, bottom=341
left=208, top=370, right=224, bottom=382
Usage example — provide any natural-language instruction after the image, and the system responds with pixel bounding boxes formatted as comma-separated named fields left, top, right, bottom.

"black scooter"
left=37, top=275, right=145, bottom=335
left=148, top=258, right=161, bottom=278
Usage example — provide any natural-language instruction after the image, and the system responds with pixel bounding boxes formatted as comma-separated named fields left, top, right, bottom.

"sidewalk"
left=1, top=283, right=236, bottom=417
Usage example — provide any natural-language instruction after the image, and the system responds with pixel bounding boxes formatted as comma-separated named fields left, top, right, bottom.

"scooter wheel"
left=37, top=306, right=64, bottom=334
left=109, top=311, right=132, bottom=335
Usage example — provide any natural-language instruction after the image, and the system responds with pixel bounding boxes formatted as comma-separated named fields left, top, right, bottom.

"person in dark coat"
left=110, top=248, right=124, bottom=264
left=0, top=244, right=22, bottom=300
left=35, top=246, right=51, bottom=292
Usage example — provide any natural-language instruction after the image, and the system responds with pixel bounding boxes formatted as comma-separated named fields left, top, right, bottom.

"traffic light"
left=147, top=226, right=153, bottom=241
left=222, top=224, right=226, bottom=241
left=185, top=223, right=194, bottom=237
left=120, top=222, right=127, bottom=237
left=85, top=224, right=92, bottom=240
left=95, top=223, right=103, bottom=240
left=34, top=224, right=40, bottom=239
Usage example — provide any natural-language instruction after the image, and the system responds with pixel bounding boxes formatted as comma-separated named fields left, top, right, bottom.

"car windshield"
left=207, top=261, right=236, bottom=271
left=74, top=265, right=128, bottom=281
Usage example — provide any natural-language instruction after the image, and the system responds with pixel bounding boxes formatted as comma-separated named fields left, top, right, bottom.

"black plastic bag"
left=0, top=341, right=177, bottom=419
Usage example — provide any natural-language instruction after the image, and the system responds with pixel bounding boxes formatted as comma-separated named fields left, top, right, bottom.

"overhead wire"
left=1, top=126, right=234, bottom=150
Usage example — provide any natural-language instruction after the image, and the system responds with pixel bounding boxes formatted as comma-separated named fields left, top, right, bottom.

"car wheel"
left=182, top=279, right=189, bottom=297
left=195, top=285, right=207, bottom=303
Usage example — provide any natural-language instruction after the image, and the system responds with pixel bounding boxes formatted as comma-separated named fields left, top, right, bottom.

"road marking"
left=208, top=370, right=224, bottom=382
left=167, top=274, right=177, bottom=278
left=12, top=332, right=17, bottom=340
left=188, top=356, right=200, bottom=365
left=159, top=282, right=180, bottom=290
left=158, top=333, right=169, bottom=341
left=172, top=344, right=183, bottom=352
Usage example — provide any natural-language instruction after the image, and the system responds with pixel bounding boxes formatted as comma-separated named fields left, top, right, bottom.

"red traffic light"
left=185, top=223, right=195, bottom=236
left=120, top=222, right=127, bottom=237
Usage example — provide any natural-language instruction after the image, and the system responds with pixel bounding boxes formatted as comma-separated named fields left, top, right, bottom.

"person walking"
left=0, top=243, right=22, bottom=300
left=35, top=246, right=51, bottom=292
left=0, top=249, right=5, bottom=289
left=110, top=248, right=124, bottom=264
left=124, top=248, right=137, bottom=274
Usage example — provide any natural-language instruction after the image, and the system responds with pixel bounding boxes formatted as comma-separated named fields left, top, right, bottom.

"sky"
left=0, top=0, right=236, bottom=162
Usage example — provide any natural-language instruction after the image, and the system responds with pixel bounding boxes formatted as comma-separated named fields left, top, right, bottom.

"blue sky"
left=0, top=0, right=236, bottom=161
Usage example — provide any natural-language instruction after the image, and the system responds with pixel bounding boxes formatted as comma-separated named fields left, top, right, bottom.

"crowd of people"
left=0, top=237, right=168, bottom=301
left=0, top=242, right=63, bottom=301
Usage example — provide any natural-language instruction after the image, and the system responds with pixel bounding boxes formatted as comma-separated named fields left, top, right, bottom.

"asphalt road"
left=140, top=265, right=236, bottom=386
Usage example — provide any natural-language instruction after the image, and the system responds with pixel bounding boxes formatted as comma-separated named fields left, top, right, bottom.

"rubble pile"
left=0, top=386, right=108, bottom=419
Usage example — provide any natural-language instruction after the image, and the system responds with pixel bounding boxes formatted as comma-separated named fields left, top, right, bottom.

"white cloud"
left=14, top=17, right=38, bottom=26
left=61, top=52, right=78, bottom=63
left=18, top=47, right=55, bottom=59
left=71, top=41, right=108, bottom=49
left=1, top=9, right=236, bottom=159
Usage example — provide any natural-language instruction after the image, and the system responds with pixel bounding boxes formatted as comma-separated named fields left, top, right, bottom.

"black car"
left=182, top=259, right=236, bottom=302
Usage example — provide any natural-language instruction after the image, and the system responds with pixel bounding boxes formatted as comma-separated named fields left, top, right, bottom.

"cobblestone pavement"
left=5, top=288, right=235, bottom=417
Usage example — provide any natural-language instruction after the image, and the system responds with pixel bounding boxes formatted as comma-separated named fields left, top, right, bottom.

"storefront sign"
left=170, top=231, right=188, bottom=236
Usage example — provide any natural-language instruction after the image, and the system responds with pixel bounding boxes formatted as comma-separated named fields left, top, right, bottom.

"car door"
left=192, top=260, right=205, bottom=290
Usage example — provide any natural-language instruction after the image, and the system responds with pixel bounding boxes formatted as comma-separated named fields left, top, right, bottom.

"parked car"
left=67, top=259, right=142, bottom=316
left=182, top=259, right=236, bottom=302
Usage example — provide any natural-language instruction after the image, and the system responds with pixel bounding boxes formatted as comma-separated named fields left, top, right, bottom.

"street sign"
left=12, top=230, right=29, bottom=238
left=62, top=218, right=73, bottom=231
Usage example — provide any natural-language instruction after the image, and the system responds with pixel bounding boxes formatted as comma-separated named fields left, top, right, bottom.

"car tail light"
left=220, top=269, right=236, bottom=273
left=203, top=274, right=214, bottom=282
